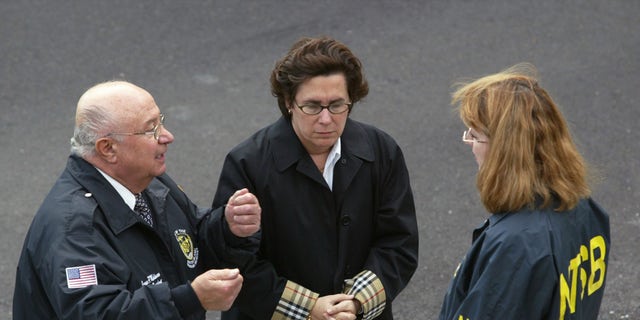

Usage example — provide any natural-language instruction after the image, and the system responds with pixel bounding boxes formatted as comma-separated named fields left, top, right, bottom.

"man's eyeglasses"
left=106, top=114, right=165, bottom=140
left=462, top=129, right=488, bottom=144
left=294, top=100, right=352, bottom=115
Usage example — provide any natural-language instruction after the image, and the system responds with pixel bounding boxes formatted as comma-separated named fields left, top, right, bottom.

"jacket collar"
left=270, top=116, right=374, bottom=173
left=67, top=155, right=169, bottom=235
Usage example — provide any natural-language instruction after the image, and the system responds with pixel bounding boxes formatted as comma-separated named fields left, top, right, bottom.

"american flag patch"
left=65, top=264, right=98, bottom=288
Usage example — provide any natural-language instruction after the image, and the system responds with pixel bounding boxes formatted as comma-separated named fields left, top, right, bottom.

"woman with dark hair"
left=212, top=36, right=418, bottom=320
left=439, top=63, right=610, bottom=320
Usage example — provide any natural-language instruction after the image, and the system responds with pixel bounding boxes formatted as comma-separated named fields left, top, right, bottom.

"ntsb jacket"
left=439, top=198, right=610, bottom=320
left=13, top=155, right=256, bottom=319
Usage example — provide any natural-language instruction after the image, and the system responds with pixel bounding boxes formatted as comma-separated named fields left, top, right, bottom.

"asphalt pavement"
left=1, top=1, right=638, bottom=319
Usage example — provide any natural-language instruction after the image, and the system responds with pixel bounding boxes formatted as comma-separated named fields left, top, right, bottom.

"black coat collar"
left=270, top=116, right=375, bottom=173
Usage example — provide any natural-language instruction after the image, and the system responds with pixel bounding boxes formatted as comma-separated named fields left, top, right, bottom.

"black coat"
left=213, top=117, right=419, bottom=319
left=13, top=155, right=255, bottom=319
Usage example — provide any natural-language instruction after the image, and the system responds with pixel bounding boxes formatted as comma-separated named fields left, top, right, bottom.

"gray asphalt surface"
left=2, top=1, right=638, bottom=319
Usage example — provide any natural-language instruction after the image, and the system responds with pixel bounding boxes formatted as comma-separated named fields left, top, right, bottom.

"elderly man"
left=13, top=81, right=261, bottom=319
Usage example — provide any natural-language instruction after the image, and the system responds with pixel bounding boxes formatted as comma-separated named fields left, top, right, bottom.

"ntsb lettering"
left=558, top=235, right=606, bottom=319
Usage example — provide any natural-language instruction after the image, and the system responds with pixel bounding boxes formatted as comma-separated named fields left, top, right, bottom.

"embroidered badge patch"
left=66, top=264, right=98, bottom=288
left=174, top=229, right=198, bottom=268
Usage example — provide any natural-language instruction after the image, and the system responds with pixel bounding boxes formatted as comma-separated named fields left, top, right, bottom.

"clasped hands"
left=310, top=294, right=362, bottom=320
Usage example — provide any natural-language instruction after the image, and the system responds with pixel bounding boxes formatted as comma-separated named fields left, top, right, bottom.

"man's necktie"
left=134, top=193, right=154, bottom=227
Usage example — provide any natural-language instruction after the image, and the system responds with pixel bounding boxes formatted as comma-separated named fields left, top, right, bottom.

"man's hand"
left=310, top=294, right=357, bottom=320
left=191, top=269, right=243, bottom=311
left=224, top=188, right=261, bottom=237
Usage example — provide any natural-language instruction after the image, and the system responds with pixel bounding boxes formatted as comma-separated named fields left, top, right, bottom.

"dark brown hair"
left=270, top=36, right=369, bottom=118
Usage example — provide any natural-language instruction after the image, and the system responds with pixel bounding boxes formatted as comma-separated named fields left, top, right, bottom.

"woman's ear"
left=285, top=98, right=292, bottom=113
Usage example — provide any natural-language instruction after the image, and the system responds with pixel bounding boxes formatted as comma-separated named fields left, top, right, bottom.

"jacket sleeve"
left=156, top=173, right=259, bottom=269
left=357, top=142, right=419, bottom=316
left=343, top=270, right=387, bottom=320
